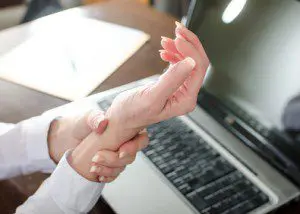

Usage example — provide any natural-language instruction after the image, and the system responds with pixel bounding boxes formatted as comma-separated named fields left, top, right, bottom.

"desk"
left=0, top=0, right=23, bottom=8
left=0, top=0, right=299, bottom=213
left=0, top=0, right=172, bottom=213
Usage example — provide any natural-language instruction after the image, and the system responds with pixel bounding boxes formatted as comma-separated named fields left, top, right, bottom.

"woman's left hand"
left=69, top=22, right=210, bottom=181
left=89, top=129, right=148, bottom=183
left=48, top=110, right=149, bottom=183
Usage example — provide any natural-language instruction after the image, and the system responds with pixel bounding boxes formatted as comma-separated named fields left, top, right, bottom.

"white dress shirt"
left=0, top=115, right=105, bottom=213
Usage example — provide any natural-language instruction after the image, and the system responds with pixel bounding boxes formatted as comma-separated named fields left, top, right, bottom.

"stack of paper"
left=0, top=16, right=150, bottom=100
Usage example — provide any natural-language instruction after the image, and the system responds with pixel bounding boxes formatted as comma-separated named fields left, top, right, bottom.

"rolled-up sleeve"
left=16, top=150, right=104, bottom=214
left=0, top=114, right=56, bottom=180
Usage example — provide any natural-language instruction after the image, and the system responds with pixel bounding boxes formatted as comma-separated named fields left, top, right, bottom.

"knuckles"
left=105, top=167, right=114, bottom=175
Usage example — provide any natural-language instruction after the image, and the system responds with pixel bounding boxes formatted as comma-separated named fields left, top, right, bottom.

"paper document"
left=0, top=16, right=150, bottom=100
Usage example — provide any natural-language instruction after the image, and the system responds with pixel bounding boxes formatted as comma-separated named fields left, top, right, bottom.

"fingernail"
left=175, top=53, right=183, bottom=60
left=184, top=57, right=196, bottom=68
left=161, top=36, right=172, bottom=44
left=119, top=152, right=128, bottom=159
left=92, top=155, right=99, bottom=162
left=140, top=128, right=147, bottom=133
left=90, top=166, right=98, bottom=173
left=92, top=155, right=105, bottom=163
left=94, top=115, right=105, bottom=130
left=161, top=36, right=168, bottom=41
left=88, top=111, right=106, bottom=130
left=99, top=176, right=105, bottom=182
left=175, top=21, right=183, bottom=28
left=176, top=33, right=185, bottom=40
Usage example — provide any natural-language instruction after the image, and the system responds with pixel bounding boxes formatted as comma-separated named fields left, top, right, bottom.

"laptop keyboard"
left=98, top=96, right=269, bottom=214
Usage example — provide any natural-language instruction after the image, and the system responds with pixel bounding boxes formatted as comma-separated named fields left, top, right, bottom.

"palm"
left=104, top=23, right=209, bottom=146
left=161, top=83, right=194, bottom=119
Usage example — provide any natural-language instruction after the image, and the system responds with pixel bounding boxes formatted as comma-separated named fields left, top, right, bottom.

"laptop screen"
left=187, top=0, right=300, bottom=131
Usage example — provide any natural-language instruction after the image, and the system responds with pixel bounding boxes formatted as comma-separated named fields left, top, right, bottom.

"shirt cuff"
left=23, top=114, right=57, bottom=173
left=49, top=150, right=105, bottom=213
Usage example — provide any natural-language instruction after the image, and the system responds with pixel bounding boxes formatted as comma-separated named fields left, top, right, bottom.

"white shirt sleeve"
left=0, top=115, right=57, bottom=180
left=16, top=150, right=105, bottom=214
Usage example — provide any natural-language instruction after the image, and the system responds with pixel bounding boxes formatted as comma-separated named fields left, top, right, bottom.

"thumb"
left=152, top=57, right=195, bottom=101
left=118, top=130, right=149, bottom=158
left=72, top=110, right=108, bottom=140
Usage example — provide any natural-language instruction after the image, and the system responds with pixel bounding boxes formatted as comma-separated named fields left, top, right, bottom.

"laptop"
left=45, top=0, right=300, bottom=213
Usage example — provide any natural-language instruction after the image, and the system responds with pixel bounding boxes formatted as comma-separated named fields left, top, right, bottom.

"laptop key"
left=98, top=96, right=270, bottom=214
left=178, top=184, right=192, bottom=195
left=187, top=192, right=208, bottom=211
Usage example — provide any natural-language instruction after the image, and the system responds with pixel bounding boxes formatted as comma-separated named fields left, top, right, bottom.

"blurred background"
left=0, top=0, right=191, bottom=31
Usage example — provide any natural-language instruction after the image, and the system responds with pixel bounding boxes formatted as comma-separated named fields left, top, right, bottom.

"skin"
left=48, top=110, right=149, bottom=182
left=69, top=23, right=210, bottom=182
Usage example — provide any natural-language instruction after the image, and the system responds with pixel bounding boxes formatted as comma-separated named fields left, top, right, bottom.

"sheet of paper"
left=0, top=16, right=150, bottom=100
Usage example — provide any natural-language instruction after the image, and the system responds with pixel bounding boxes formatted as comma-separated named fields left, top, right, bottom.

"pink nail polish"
left=90, top=114, right=105, bottom=130
left=175, top=21, right=184, bottom=28
left=87, top=110, right=105, bottom=129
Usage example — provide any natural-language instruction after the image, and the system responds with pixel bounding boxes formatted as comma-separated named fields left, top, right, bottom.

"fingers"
left=98, top=176, right=117, bottom=183
left=175, top=38, right=203, bottom=69
left=159, top=50, right=181, bottom=64
left=152, top=57, right=196, bottom=101
left=89, top=132, right=149, bottom=183
left=160, top=36, right=183, bottom=64
left=90, top=130, right=149, bottom=181
left=160, top=22, right=209, bottom=70
left=87, top=110, right=109, bottom=134
left=91, top=150, right=130, bottom=168
left=159, top=24, right=209, bottom=97
left=90, top=130, right=148, bottom=168
left=90, top=165, right=125, bottom=177
left=137, top=129, right=149, bottom=150
left=161, top=36, right=181, bottom=55
left=72, top=110, right=108, bottom=140
left=119, top=129, right=149, bottom=155
left=175, top=21, right=209, bottom=64
left=175, top=37, right=207, bottom=95
left=72, top=111, right=94, bottom=140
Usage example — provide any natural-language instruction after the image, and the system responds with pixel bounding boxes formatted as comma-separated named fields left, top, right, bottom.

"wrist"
left=105, top=109, right=142, bottom=147
left=70, top=133, right=106, bottom=181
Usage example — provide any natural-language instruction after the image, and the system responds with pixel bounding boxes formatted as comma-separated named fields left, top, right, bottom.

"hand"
left=160, top=21, right=209, bottom=68
left=48, top=110, right=149, bottom=182
left=70, top=22, right=209, bottom=181
left=47, top=110, right=148, bottom=173
left=102, top=21, right=210, bottom=148
left=47, top=110, right=108, bottom=163
left=90, top=130, right=149, bottom=183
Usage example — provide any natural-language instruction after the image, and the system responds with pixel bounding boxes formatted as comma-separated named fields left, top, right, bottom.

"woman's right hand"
left=102, top=22, right=209, bottom=149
